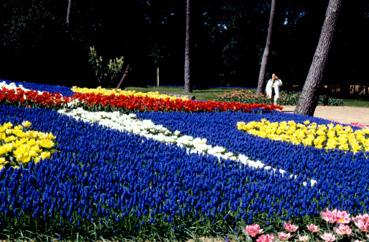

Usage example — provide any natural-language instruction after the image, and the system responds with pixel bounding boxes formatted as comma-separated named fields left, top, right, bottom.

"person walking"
left=265, top=73, right=283, bottom=105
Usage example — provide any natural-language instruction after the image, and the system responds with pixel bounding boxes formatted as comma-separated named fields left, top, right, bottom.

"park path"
left=281, top=106, right=369, bottom=126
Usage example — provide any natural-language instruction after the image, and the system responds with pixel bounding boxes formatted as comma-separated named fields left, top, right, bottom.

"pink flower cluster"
left=353, top=214, right=369, bottom=232
left=256, top=234, right=275, bottom=242
left=334, top=224, right=352, bottom=235
left=320, top=232, right=337, bottom=242
left=243, top=209, right=369, bottom=242
left=284, top=222, right=299, bottom=232
left=244, top=224, right=263, bottom=237
left=321, top=209, right=369, bottom=232
left=321, top=209, right=351, bottom=224
left=307, top=223, right=320, bottom=233
left=244, top=222, right=300, bottom=242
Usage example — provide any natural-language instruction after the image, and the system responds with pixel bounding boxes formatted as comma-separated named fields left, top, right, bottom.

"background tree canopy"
left=0, top=0, right=368, bottom=88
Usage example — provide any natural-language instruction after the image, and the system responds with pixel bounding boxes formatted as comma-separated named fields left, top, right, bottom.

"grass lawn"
left=343, top=98, right=369, bottom=107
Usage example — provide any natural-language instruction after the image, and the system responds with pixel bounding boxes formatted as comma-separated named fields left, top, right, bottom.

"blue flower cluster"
left=138, top=111, right=369, bottom=213
left=0, top=104, right=313, bottom=233
left=1, top=80, right=74, bottom=96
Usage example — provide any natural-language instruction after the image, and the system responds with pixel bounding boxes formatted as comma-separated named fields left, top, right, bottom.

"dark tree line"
left=0, top=0, right=368, bottom=91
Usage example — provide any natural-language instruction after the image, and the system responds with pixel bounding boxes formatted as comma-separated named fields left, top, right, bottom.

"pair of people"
left=265, top=73, right=282, bottom=105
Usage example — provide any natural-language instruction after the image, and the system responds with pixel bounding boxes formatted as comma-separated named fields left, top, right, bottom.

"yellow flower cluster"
left=0, top=121, right=56, bottom=169
left=237, top=119, right=369, bottom=153
left=71, top=86, right=189, bottom=100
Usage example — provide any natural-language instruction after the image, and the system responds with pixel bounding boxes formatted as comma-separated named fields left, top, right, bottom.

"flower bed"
left=0, top=81, right=368, bottom=241
left=0, top=82, right=281, bottom=113
left=73, top=92, right=281, bottom=112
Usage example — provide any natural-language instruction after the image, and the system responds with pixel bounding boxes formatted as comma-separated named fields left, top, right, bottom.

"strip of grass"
left=343, top=98, right=369, bottom=107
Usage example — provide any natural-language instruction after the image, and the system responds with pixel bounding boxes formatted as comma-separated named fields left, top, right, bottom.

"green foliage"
left=216, top=89, right=344, bottom=106
left=281, top=91, right=344, bottom=106
left=88, top=46, right=124, bottom=87
left=343, top=99, right=369, bottom=107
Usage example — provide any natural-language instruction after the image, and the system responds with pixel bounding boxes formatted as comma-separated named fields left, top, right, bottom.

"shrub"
left=88, top=46, right=124, bottom=87
left=216, top=89, right=344, bottom=106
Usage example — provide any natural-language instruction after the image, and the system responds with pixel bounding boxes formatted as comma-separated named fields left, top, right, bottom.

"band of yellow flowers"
left=0, top=121, right=56, bottom=169
left=237, top=119, right=369, bottom=154
left=71, top=86, right=189, bottom=101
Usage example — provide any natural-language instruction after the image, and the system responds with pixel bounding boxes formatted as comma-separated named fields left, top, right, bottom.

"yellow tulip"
left=0, top=121, right=56, bottom=169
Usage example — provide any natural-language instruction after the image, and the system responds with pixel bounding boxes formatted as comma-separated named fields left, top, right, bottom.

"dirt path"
left=281, top=106, right=369, bottom=126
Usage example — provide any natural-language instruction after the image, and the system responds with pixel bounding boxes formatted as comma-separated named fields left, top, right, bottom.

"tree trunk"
left=66, top=0, right=72, bottom=24
left=256, top=0, right=276, bottom=94
left=116, top=64, right=130, bottom=89
left=295, top=0, right=342, bottom=116
left=156, top=66, right=160, bottom=87
left=184, top=0, right=192, bottom=93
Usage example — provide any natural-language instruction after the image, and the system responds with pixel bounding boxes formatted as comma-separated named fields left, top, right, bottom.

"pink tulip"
left=320, top=233, right=336, bottom=242
left=306, top=224, right=320, bottom=233
left=283, top=222, right=299, bottom=232
left=297, top=235, right=310, bottom=242
left=321, top=209, right=337, bottom=223
left=256, top=234, right=275, bottom=242
left=278, top=232, right=291, bottom=241
left=335, top=210, right=351, bottom=224
left=334, top=224, right=352, bottom=235
left=321, top=209, right=350, bottom=224
left=353, top=214, right=369, bottom=232
left=244, top=224, right=264, bottom=237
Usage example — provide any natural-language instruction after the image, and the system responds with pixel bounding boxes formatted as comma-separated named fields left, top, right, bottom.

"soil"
left=281, top=106, right=369, bottom=126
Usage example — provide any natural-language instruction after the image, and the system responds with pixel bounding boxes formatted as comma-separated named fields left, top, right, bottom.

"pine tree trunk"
left=184, top=0, right=192, bottom=93
left=66, top=0, right=72, bottom=24
left=156, top=66, right=160, bottom=87
left=295, top=0, right=342, bottom=116
left=256, top=0, right=276, bottom=94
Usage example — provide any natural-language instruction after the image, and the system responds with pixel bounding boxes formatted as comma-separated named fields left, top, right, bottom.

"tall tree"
left=66, top=0, right=71, bottom=24
left=256, top=0, right=276, bottom=94
left=295, top=0, right=342, bottom=116
left=184, top=0, right=192, bottom=93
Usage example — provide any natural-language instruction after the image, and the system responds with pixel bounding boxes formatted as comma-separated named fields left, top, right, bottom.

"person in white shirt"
left=265, top=73, right=283, bottom=105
